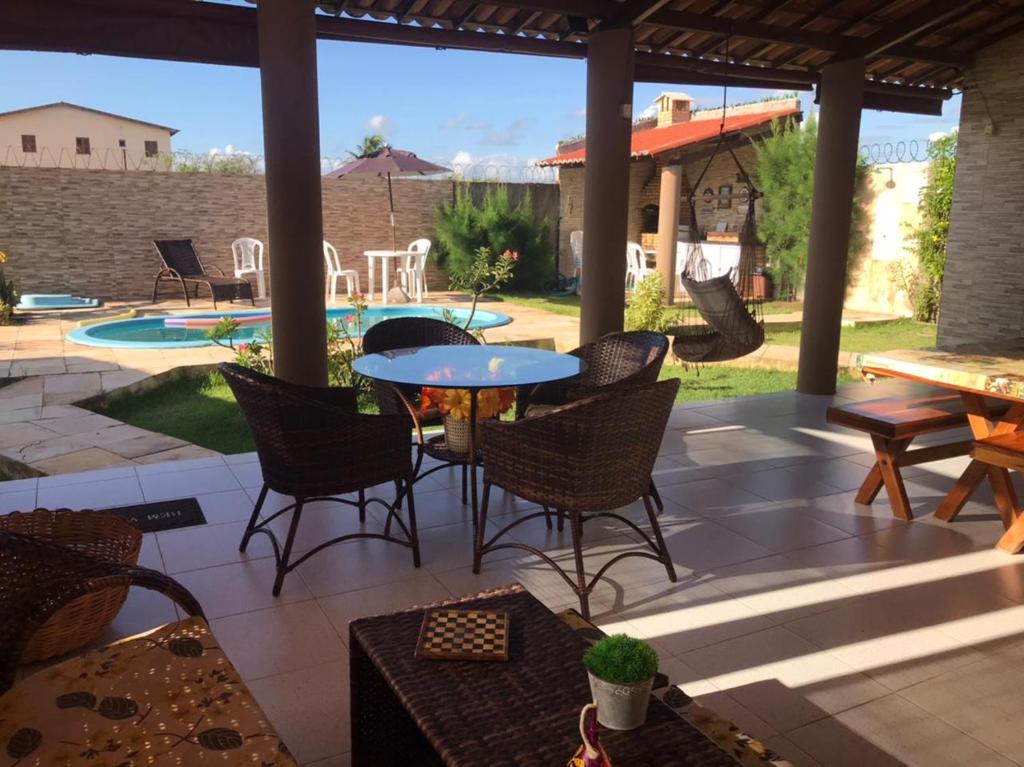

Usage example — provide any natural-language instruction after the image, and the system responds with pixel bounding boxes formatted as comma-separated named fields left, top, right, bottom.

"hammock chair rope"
left=673, top=30, right=767, bottom=365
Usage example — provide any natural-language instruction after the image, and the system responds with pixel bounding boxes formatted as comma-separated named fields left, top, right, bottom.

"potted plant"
left=582, top=634, right=659, bottom=731
left=422, top=384, right=515, bottom=454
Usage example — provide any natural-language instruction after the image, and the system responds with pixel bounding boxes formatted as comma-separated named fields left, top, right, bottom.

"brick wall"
left=554, top=142, right=759, bottom=275
left=0, top=167, right=557, bottom=300
left=938, top=30, right=1024, bottom=346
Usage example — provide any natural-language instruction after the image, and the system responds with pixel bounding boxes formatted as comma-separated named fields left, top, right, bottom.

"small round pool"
left=66, top=306, right=512, bottom=349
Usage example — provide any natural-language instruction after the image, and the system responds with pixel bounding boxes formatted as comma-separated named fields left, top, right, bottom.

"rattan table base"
left=349, top=585, right=741, bottom=767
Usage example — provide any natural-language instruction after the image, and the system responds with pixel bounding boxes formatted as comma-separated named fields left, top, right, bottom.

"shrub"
left=905, top=133, right=957, bottom=322
left=0, top=250, right=18, bottom=326
left=435, top=183, right=551, bottom=291
left=624, top=273, right=669, bottom=332
left=756, top=117, right=869, bottom=299
left=447, top=247, right=518, bottom=330
left=583, top=634, right=658, bottom=684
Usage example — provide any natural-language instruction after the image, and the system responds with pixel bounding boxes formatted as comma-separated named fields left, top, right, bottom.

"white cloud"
left=928, top=126, right=959, bottom=142
left=365, top=115, right=393, bottom=135
left=571, top=106, right=586, bottom=120
left=440, top=112, right=491, bottom=131
left=447, top=150, right=555, bottom=182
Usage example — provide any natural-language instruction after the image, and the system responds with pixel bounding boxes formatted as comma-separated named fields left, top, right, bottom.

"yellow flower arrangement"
left=422, top=385, right=515, bottom=421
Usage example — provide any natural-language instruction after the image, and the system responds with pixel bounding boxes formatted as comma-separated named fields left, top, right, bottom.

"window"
left=641, top=204, right=660, bottom=233
left=144, top=140, right=158, bottom=158
left=75, top=137, right=91, bottom=155
left=717, top=184, right=733, bottom=209
left=20, top=134, right=36, bottom=153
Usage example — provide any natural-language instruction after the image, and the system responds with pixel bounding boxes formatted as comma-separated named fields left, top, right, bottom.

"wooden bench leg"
left=857, top=438, right=910, bottom=506
left=960, top=394, right=1022, bottom=530
left=870, top=435, right=914, bottom=520
left=997, top=514, right=1024, bottom=554
left=935, top=459, right=989, bottom=523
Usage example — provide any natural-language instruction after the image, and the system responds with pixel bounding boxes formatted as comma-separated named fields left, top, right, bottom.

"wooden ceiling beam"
left=852, top=0, right=984, bottom=60
left=635, top=51, right=816, bottom=85
left=635, top=62, right=814, bottom=92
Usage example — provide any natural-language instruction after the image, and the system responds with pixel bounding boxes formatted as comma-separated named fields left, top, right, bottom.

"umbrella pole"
left=387, top=172, right=397, bottom=252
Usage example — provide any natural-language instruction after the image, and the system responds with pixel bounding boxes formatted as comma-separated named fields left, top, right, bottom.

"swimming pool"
left=66, top=306, right=512, bottom=349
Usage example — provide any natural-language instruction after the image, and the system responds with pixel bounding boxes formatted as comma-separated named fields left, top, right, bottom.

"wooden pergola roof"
left=3, top=0, right=1023, bottom=116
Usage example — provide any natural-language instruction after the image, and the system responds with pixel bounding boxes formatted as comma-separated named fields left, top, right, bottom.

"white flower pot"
left=587, top=670, right=654, bottom=731
left=443, top=415, right=472, bottom=455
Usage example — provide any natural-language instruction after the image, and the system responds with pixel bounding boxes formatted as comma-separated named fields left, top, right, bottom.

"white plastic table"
left=364, top=250, right=416, bottom=305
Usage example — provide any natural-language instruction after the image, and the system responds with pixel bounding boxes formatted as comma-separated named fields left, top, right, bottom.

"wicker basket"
left=0, top=508, right=142, bottom=663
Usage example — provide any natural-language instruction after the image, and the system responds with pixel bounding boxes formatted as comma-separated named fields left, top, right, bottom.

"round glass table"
left=353, top=345, right=584, bottom=525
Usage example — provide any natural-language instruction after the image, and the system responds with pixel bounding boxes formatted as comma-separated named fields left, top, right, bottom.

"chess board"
left=415, top=609, right=510, bottom=662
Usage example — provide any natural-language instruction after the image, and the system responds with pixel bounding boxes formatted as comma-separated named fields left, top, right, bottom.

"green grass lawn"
left=89, top=364, right=860, bottom=455
left=486, top=293, right=803, bottom=319
left=765, top=318, right=937, bottom=353
left=488, top=292, right=581, bottom=317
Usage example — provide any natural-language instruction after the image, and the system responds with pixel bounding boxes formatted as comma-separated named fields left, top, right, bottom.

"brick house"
left=539, top=93, right=801, bottom=276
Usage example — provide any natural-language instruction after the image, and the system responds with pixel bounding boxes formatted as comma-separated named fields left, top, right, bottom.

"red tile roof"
left=538, top=107, right=800, bottom=166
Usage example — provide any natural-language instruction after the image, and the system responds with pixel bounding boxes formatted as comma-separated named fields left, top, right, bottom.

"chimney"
left=656, top=92, right=692, bottom=128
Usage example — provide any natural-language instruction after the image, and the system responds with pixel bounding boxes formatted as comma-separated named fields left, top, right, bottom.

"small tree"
left=756, top=117, right=869, bottom=299
left=447, top=247, right=518, bottom=329
left=905, top=133, right=957, bottom=322
left=435, top=184, right=551, bottom=291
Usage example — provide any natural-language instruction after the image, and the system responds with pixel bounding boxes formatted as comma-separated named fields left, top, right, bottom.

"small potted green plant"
left=582, top=634, right=659, bottom=731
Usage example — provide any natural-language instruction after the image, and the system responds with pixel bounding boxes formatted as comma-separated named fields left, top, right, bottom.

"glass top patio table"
left=352, top=344, right=583, bottom=389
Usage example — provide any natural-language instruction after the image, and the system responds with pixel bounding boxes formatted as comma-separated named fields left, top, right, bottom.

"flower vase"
left=443, top=415, right=472, bottom=455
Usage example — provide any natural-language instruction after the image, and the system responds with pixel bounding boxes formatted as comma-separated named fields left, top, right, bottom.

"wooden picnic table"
left=856, top=341, right=1024, bottom=553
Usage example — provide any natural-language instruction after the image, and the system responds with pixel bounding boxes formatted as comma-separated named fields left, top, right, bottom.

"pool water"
left=66, top=306, right=512, bottom=349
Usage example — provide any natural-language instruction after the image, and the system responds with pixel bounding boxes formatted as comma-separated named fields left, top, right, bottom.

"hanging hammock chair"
left=671, top=37, right=767, bottom=365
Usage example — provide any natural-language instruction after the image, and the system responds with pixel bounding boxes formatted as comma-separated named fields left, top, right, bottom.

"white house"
left=0, top=101, right=177, bottom=169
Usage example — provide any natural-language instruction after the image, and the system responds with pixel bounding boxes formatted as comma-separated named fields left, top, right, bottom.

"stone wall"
left=938, top=30, right=1024, bottom=346
left=0, top=166, right=557, bottom=300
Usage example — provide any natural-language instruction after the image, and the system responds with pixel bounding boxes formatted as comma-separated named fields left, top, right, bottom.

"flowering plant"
left=446, top=246, right=518, bottom=331
left=420, top=385, right=514, bottom=421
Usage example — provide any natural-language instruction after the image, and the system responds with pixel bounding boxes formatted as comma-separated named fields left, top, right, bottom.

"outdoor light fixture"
left=873, top=166, right=896, bottom=189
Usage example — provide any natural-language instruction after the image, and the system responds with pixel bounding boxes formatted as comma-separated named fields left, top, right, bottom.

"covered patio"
left=4, top=1, right=1024, bottom=766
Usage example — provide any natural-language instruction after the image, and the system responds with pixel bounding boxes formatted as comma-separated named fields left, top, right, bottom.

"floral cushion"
left=558, top=609, right=792, bottom=767
left=0, top=617, right=297, bottom=766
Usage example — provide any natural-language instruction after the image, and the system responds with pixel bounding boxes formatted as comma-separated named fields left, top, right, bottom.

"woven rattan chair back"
left=573, top=330, right=669, bottom=391
left=484, top=378, right=679, bottom=512
left=153, top=239, right=205, bottom=277
left=219, top=363, right=410, bottom=497
left=361, top=317, right=479, bottom=415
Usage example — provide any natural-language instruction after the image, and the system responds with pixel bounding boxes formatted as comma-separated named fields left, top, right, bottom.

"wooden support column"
left=656, top=161, right=681, bottom=304
left=796, top=58, right=865, bottom=395
left=258, top=0, right=328, bottom=386
left=580, top=26, right=634, bottom=344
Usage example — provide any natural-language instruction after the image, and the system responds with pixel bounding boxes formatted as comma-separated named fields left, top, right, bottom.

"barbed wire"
left=0, top=145, right=558, bottom=183
left=859, top=139, right=937, bottom=165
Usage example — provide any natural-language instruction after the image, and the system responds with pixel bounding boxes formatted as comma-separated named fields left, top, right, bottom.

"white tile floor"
left=5, top=378, right=1024, bottom=766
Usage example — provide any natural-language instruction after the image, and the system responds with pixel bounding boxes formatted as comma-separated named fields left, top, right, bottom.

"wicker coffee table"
left=349, top=585, right=741, bottom=766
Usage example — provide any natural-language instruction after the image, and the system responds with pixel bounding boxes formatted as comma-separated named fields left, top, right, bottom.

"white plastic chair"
left=625, top=241, right=650, bottom=291
left=323, top=240, right=360, bottom=303
left=231, top=237, right=266, bottom=299
left=398, top=238, right=431, bottom=303
left=569, top=230, right=583, bottom=294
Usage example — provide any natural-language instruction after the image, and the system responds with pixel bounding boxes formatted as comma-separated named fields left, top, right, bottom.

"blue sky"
left=0, top=42, right=960, bottom=168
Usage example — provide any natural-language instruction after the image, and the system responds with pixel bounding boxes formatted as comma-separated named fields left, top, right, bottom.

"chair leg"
left=273, top=498, right=305, bottom=597
left=473, top=482, right=492, bottom=574
left=569, top=512, right=590, bottom=619
left=643, top=494, right=677, bottom=583
left=461, top=464, right=468, bottom=505
left=543, top=504, right=553, bottom=530
left=557, top=507, right=565, bottom=532
left=405, top=479, right=421, bottom=568
left=649, top=478, right=664, bottom=512
left=240, top=483, right=269, bottom=552
left=358, top=489, right=366, bottom=523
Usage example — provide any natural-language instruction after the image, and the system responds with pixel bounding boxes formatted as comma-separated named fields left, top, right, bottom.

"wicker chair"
left=152, top=239, right=256, bottom=309
left=476, top=379, right=680, bottom=618
left=0, top=527, right=203, bottom=694
left=516, top=330, right=671, bottom=516
left=219, top=363, right=419, bottom=596
left=0, top=529, right=301, bottom=765
left=361, top=317, right=480, bottom=501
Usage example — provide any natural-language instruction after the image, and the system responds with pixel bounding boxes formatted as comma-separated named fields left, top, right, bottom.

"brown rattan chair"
left=361, top=317, right=480, bottom=501
left=0, top=526, right=203, bottom=694
left=152, top=239, right=256, bottom=308
left=475, top=378, right=680, bottom=618
left=516, top=330, right=671, bottom=517
left=219, top=363, right=419, bottom=596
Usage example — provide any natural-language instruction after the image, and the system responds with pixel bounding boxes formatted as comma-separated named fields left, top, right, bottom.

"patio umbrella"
left=326, top=147, right=450, bottom=251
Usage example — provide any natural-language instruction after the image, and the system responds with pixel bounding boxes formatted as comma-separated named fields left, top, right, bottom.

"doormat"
left=103, top=498, right=206, bottom=533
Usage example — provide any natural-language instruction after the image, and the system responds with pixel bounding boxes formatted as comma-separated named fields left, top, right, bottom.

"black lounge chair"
left=152, top=239, right=256, bottom=308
